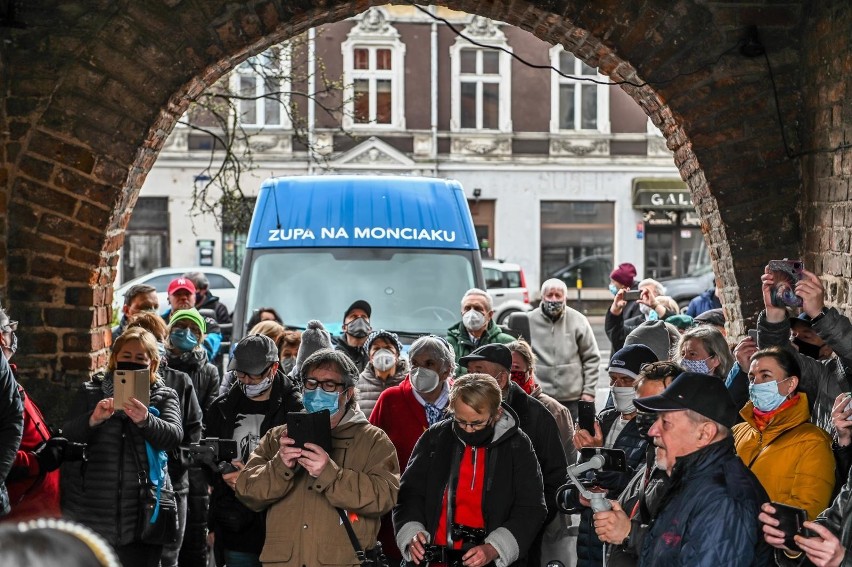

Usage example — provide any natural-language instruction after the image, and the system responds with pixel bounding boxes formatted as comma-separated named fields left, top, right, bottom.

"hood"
left=488, top=401, right=520, bottom=446
left=335, top=405, right=369, bottom=429
left=360, top=356, right=411, bottom=385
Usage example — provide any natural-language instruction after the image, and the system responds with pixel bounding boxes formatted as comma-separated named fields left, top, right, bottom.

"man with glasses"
left=205, top=334, right=303, bottom=567
left=237, top=348, right=400, bottom=567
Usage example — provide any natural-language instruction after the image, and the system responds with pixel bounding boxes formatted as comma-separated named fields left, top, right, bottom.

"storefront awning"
left=632, top=179, right=693, bottom=210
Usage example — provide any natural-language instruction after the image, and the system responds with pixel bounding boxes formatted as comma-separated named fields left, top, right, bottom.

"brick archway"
left=2, top=1, right=846, bottom=411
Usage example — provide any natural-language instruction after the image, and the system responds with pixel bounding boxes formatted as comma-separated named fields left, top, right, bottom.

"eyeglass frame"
left=450, top=414, right=493, bottom=431
left=303, top=377, right=346, bottom=393
left=0, top=320, right=17, bottom=333
left=234, top=365, right=273, bottom=382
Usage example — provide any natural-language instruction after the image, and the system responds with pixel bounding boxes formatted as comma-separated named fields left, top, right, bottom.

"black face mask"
left=346, top=317, right=371, bottom=339
left=634, top=411, right=656, bottom=440
left=116, top=361, right=149, bottom=371
left=793, top=337, right=822, bottom=360
left=453, top=421, right=494, bottom=447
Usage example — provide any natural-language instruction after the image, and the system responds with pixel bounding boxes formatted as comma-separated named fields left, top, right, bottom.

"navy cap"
left=608, top=344, right=658, bottom=380
left=459, top=343, right=512, bottom=371
left=634, top=371, right=738, bottom=428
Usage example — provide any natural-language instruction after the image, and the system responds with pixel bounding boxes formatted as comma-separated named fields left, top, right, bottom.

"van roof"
left=247, top=175, right=479, bottom=250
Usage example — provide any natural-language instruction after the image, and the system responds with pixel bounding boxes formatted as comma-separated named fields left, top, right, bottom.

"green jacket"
left=446, top=320, right=516, bottom=376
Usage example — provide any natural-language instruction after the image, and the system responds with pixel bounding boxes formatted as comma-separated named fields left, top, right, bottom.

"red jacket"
left=369, top=378, right=430, bottom=471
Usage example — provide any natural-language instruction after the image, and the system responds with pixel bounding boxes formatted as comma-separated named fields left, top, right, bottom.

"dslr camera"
left=188, top=437, right=239, bottom=474
left=768, top=259, right=804, bottom=308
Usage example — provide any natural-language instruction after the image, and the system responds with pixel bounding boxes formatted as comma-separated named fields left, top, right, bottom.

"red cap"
left=168, top=277, right=196, bottom=296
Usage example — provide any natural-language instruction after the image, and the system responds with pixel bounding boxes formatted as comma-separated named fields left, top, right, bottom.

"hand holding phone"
left=767, top=260, right=805, bottom=308
left=286, top=411, right=332, bottom=455
left=623, top=290, right=642, bottom=302
left=577, top=400, right=597, bottom=435
left=770, top=502, right=814, bottom=552
left=113, top=369, right=150, bottom=409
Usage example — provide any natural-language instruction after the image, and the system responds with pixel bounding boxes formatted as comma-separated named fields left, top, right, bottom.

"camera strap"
left=335, top=508, right=367, bottom=563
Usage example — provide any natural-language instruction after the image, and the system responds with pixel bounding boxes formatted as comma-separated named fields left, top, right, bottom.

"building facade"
left=131, top=5, right=698, bottom=298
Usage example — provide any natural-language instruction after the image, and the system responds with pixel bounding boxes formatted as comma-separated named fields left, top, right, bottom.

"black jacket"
left=60, top=375, right=183, bottom=546
left=393, top=404, right=547, bottom=566
left=0, top=354, right=23, bottom=517
left=160, top=365, right=203, bottom=493
left=332, top=334, right=369, bottom=374
left=166, top=348, right=220, bottom=424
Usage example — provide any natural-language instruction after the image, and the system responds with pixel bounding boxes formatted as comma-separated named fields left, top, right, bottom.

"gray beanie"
left=624, top=320, right=679, bottom=362
left=291, top=320, right=332, bottom=380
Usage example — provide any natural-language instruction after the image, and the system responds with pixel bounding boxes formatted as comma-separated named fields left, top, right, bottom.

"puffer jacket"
left=733, top=394, right=835, bottom=520
left=237, top=407, right=400, bottom=567
left=527, top=306, right=600, bottom=402
left=159, top=366, right=203, bottom=494
left=394, top=404, right=547, bottom=567
left=638, top=437, right=772, bottom=567
left=60, top=375, right=183, bottom=546
left=357, top=357, right=410, bottom=419
left=446, top=320, right=516, bottom=376
left=167, top=347, right=220, bottom=421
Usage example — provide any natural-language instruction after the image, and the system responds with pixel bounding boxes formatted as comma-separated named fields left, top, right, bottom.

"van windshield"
left=246, top=248, right=476, bottom=337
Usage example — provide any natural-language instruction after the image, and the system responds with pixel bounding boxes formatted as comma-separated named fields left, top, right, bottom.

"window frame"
left=231, top=45, right=292, bottom=130
left=549, top=45, right=610, bottom=134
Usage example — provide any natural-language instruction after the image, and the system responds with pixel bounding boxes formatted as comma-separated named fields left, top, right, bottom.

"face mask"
left=510, top=370, right=535, bottom=395
left=116, top=361, right=148, bottom=371
left=681, top=357, right=712, bottom=374
left=453, top=421, right=494, bottom=447
left=280, top=356, right=296, bottom=374
left=303, top=388, right=341, bottom=415
left=462, top=309, right=487, bottom=332
left=241, top=375, right=274, bottom=398
left=793, top=337, right=822, bottom=360
left=346, top=317, right=371, bottom=339
left=410, top=367, right=440, bottom=393
left=612, top=386, right=637, bottom=414
left=372, top=349, right=396, bottom=372
left=157, top=342, right=167, bottom=359
left=647, top=309, right=659, bottom=321
left=635, top=411, right=656, bottom=440
left=609, top=283, right=619, bottom=296
left=170, top=328, right=199, bottom=352
left=749, top=379, right=791, bottom=412
left=639, top=303, right=651, bottom=316
left=542, top=300, right=565, bottom=319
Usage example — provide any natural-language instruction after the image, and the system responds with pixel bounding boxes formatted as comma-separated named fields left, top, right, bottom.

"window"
left=232, top=46, right=290, bottom=128
left=450, top=17, right=512, bottom=132
left=549, top=46, right=610, bottom=133
left=540, top=201, right=614, bottom=287
left=342, top=8, right=406, bottom=129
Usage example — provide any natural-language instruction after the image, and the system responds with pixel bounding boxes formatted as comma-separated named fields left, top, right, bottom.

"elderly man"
left=632, top=372, right=772, bottom=566
left=460, top=343, right=566, bottom=567
left=236, top=348, right=400, bottom=567
left=447, top=288, right=515, bottom=376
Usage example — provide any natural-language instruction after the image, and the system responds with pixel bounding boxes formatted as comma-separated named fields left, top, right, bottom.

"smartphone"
left=577, top=401, right=597, bottom=435
left=580, top=447, right=627, bottom=472
left=771, top=501, right=815, bottom=551
left=768, top=259, right=805, bottom=308
left=113, top=369, right=150, bottom=409
left=623, top=290, right=642, bottom=302
left=286, top=411, right=332, bottom=454
left=747, top=329, right=758, bottom=342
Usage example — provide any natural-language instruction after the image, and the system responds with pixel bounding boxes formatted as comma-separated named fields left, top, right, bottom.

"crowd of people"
left=0, top=262, right=850, bottom=567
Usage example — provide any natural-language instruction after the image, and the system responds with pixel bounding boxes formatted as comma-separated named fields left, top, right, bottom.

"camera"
left=65, top=441, right=88, bottom=462
left=768, top=259, right=804, bottom=308
left=189, top=437, right=239, bottom=474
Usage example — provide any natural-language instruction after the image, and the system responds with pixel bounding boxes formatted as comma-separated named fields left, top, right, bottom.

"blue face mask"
left=609, top=283, right=619, bottom=296
left=303, top=388, right=340, bottom=415
left=681, top=357, right=712, bottom=375
left=749, top=378, right=791, bottom=412
left=170, top=328, right=198, bottom=352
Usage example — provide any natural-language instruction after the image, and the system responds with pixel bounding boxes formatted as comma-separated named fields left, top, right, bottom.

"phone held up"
left=113, top=368, right=151, bottom=409
left=623, top=290, right=642, bottom=302
left=770, top=501, right=815, bottom=552
left=577, top=400, right=597, bottom=435
left=768, top=259, right=805, bottom=308
left=286, top=410, right=333, bottom=455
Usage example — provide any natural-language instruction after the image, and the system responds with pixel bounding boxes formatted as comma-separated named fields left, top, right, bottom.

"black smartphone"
left=577, top=400, right=597, bottom=435
left=747, top=328, right=758, bottom=342
left=286, top=411, right=332, bottom=454
left=579, top=447, right=627, bottom=472
left=771, top=501, right=815, bottom=551
left=623, top=290, right=642, bottom=302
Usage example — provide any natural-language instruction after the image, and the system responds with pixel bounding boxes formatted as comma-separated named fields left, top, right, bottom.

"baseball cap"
left=169, top=308, right=206, bottom=334
left=789, top=312, right=813, bottom=328
left=608, top=344, right=658, bottom=380
left=344, top=299, right=372, bottom=321
left=634, top=371, right=738, bottom=428
left=694, top=308, right=725, bottom=328
left=168, top=277, right=196, bottom=296
left=459, top=343, right=512, bottom=371
left=228, top=334, right=279, bottom=375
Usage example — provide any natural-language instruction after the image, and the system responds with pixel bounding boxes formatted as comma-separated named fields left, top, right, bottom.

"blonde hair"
left=654, top=296, right=679, bottom=314
left=126, top=311, right=168, bottom=342
left=507, top=339, right=536, bottom=372
left=449, top=373, right=502, bottom=415
left=109, top=327, right=160, bottom=384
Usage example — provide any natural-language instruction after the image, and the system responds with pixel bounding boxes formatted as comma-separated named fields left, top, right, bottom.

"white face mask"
left=372, top=348, right=396, bottom=372
left=410, top=367, right=440, bottom=394
left=612, top=386, right=637, bottom=414
left=462, top=310, right=487, bottom=332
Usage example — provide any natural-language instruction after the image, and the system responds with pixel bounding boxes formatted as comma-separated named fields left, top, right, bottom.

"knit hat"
left=625, top=320, right=680, bottom=362
left=610, top=263, right=637, bottom=288
left=169, top=308, right=206, bottom=334
left=665, top=314, right=695, bottom=331
left=608, top=344, right=658, bottom=380
left=292, top=320, right=333, bottom=377
left=228, top=334, right=278, bottom=375
left=365, top=329, right=403, bottom=355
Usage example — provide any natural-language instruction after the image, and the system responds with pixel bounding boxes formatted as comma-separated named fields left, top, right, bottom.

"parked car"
left=112, top=266, right=241, bottom=318
left=483, top=259, right=532, bottom=324
left=659, top=265, right=716, bottom=309
left=547, top=254, right=613, bottom=290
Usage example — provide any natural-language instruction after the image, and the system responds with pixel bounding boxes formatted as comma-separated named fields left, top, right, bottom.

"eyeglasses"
left=304, top=377, right=345, bottom=393
left=0, top=320, right=17, bottom=333
left=235, top=366, right=272, bottom=382
left=451, top=415, right=492, bottom=431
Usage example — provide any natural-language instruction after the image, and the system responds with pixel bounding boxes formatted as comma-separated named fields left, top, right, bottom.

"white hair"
left=638, top=278, right=667, bottom=296
left=461, top=288, right=492, bottom=311
left=540, top=278, right=568, bottom=297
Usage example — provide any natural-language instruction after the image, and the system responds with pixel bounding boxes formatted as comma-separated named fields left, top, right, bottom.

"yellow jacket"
left=733, top=393, right=835, bottom=520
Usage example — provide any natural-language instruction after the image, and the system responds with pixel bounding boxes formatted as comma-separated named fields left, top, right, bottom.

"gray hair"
left=409, top=335, right=456, bottom=375
left=461, top=288, right=492, bottom=311
left=0, top=306, right=9, bottom=329
left=540, top=278, right=568, bottom=297
left=183, top=271, right=209, bottom=290
left=638, top=278, right=667, bottom=296
left=301, top=348, right=359, bottom=388
left=676, top=325, right=734, bottom=379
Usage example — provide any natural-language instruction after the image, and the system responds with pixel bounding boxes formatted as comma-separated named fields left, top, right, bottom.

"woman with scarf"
left=60, top=327, right=183, bottom=567
left=357, top=330, right=410, bottom=420
left=394, top=373, right=546, bottom=567
left=733, top=347, right=835, bottom=522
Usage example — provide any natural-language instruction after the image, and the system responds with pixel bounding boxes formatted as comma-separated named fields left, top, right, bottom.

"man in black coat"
left=0, top=351, right=23, bottom=517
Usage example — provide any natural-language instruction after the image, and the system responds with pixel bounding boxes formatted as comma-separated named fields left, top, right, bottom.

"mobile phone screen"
left=623, top=290, right=642, bottom=302
left=577, top=401, right=597, bottom=435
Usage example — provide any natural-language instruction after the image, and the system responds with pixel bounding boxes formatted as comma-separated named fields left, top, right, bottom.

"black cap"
left=789, top=312, right=813, bottom=328
left=694, top=308, right=725, bottom=327
left=228, top=334, right=279, bottom=375
left=459, top=343, right=512, bottom=371
left=608, top=344, right=658, bottom=380
left=344, top=299, right=372, bottom=321
left=634, top=371, right=738, bottom=428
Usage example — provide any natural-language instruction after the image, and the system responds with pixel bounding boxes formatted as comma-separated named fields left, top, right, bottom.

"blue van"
left=232, top=175, right=485, bottom=341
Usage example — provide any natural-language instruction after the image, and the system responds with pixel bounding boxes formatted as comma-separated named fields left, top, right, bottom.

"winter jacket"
left=638, top=437, right=772, bottom=567
left=685, top=288, right=722, bottom=318
left=369, top=378, right=436, bottom=472
left=60, top=375, right=183, bottom=547
left=530, top=385, right=578, bottom=464
left=527, top=306, right=600, bottom=402
left=446, top=320, right=516, bottom=376
left=724, top=363, right=751, bottom=416
left=0, top=354, right=23, bottom=517
left=577, top=409, right=649, bottom=567
left=733, top=394, right=835, bottom=520
left=160, top=366, right=203, bottom=493
left=166, top=348, right=221, bottom=422
left=333, top=334, right=370, bottom=374
left=197, top=292, right=231, bottom=331
left=205, top=373, right=303, bottom=557
left=357, top=356, right=410, bottom=419
left=394, top=404, right=547, bottom=567
left=237, top=407, right=400, bottom=567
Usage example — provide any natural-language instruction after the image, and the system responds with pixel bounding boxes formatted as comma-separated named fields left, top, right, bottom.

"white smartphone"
left=113, top=369, right=151, bottom=409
